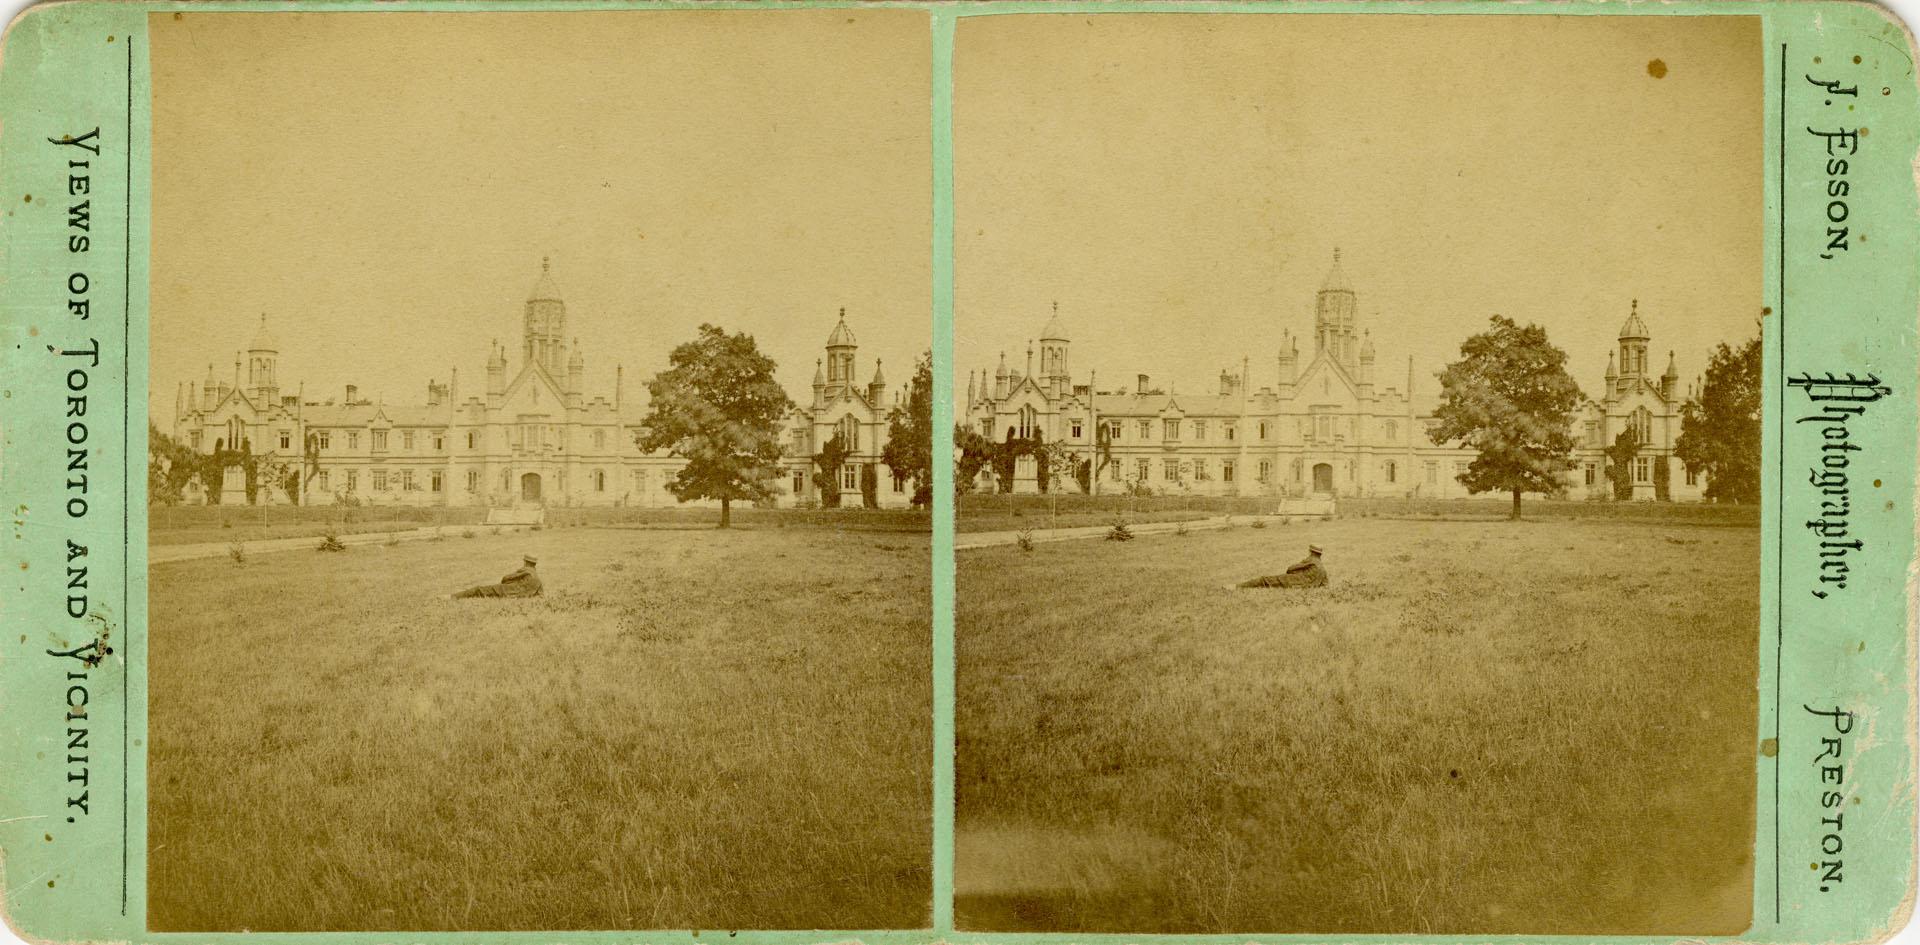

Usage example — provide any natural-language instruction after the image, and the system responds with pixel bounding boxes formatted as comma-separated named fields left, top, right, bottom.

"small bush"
left=384, top=533, right=401, bottom=547
left=1105, top=520, right=1134, bottom=542
left=228, top=542, right=245, bottom=563
left=429, top=528, right=446, bottom=542
left=462, top=529, right=476, bottom=539
left=316, top=531, right=345, bottom=552
left=1175, top=522, right=1190, bottom=537
left=1016, top=528, right=1035, bottom=553
left=221, top=520, right=232, bottom=529
left=1251, top=518, right=1268, bottom=529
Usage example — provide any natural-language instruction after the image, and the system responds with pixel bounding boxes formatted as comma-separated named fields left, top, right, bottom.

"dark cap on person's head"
left=1308, top=545, right=1323, bottom=556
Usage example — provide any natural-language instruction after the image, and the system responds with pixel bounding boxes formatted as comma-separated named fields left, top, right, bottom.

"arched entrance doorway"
left=1312, top=463, right=1334, bottom=494
left=520, top=472, right=543, bottom=503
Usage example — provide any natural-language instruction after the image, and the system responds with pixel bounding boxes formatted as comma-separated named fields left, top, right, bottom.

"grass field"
left=149, top=527, right=931, bottom=931
left=148, top=505, right=930, bottom=545
left=956, top=514, right=1758, bottom=934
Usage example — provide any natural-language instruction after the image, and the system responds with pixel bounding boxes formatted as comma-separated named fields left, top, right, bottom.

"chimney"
left=346, top=384, right=358, bottom=404
left=1137, top=373, right=1150, bottom=395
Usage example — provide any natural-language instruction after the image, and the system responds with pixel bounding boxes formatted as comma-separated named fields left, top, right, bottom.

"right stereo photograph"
left=951, top=12, right=1763, bottom=935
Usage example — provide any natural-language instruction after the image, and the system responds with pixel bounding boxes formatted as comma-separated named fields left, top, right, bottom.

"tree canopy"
left=1428, top=315, right=1584, bottom=518
left=880, top=351, right=933, bottom=508
left=813, top=432, right=852, bottom=509
left=637, top=324, right=792, bottom=527
left=1674, top=335, right=1761, bottom=504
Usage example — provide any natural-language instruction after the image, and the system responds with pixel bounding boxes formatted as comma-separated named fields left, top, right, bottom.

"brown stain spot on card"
left=46, top=880, right=53, bottom=888
left=1646, top=59, right=1667, bottom=79
left=1760, top=738, right=1779, bottom=757
left=1853, top=55, right=1863, bottom=64
left=21, top=194, right=29, bottom=203
left=172, top=10, right=182, bottom=18
left=43, top=833, right=51, bottom=842
left=1859, top=127, right=1870, bottom=137
left=1886, top=500, right=1896, bottom=512
left=1884, top=87, right=1893, bottom=96
left=1873, top=478, right=1882, bottom=488
left=1814, top=56, right=1823, bottom=64
left=1762, top=306, right=1773, bottom=317
left=107, top=35, right=114, bottom=43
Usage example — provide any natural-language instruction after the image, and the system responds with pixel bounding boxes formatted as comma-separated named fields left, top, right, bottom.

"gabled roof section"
left=501, top=360, right=569, bottom=412
left=1295, top=348, right=1360, bottom=400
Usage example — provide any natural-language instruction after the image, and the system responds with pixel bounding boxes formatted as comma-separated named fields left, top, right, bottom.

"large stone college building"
left=963, top=251, right=1708, bottom=501
left=166, top=261, right=915, bottom=508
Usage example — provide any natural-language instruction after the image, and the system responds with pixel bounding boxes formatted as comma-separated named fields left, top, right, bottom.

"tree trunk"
left=1510, top=489, right=1522, bottom=520
left=719, top=498, right=731, bottom=528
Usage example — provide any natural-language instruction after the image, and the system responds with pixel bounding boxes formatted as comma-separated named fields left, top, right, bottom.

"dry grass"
left=956, top=515, right=1757, bottom=934
left=149, top=527, right=931, bottom=931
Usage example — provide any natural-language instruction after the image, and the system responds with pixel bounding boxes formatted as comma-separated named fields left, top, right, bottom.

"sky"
left=148, top=9, right=931, bottom=423
left=953, top=13, right=1763, bottom=405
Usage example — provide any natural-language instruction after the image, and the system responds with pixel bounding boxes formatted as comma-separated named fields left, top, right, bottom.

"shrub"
left=1175, top=522, right=1190, bottom=537
left=228, top=542, right=245, bottom=563
left=385, top=533, right=401, bottom=547
left=1105, top=520, right=1134, bottom=542
left=1016, top=528, right=1035, bottom=553
left=462, top=529, right=476, bottom=539
left=1251, top=518, right=1268, bottom=529
left=316, top=531, right=345, bottom=552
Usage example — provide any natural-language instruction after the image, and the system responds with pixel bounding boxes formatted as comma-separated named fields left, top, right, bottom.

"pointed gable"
left=1295, top=351, right=1359, bottom=406
left=501, top=361, right=568, bottom=414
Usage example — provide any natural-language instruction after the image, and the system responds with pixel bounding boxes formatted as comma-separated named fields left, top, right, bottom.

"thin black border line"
left=122, top=32, right=133, bottom=921
left=1773, top=38, right=1786, bottom=927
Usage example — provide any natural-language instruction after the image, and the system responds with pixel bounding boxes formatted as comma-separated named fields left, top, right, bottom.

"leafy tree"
left=954, top=426, right=996, bottom=496
left=1428, top=315, right=1583, bottom=519
left=859, top=463, right=879, bottom=509
left=992, top=430, right=1023, bottom=493
left=1604, top=428, right=1639, bottom=500
left=637, top=324, right=792, bottom=528
left=1089, top=421, right=1116, bottom=492
left=147, top=423, right=202, bottom=506
left=881, top=351, right=933, bottom=508
left=1675, top=335, right=1762, bottom=503
left=812, top=432, right=852, bottom=509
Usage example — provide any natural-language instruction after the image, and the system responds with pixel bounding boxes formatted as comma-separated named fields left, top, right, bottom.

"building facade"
left=169, top=261, right=914, bottom=508
left=962, top=251, right=1706, bottom=501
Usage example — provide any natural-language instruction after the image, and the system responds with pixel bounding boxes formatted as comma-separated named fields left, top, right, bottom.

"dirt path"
left=955, top=514, right=1287, bottom=549
left=149, top=526, right=443, bottom=564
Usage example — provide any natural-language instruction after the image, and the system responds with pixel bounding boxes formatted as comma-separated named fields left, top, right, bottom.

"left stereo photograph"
left=144, top=9, right=935, bottom=932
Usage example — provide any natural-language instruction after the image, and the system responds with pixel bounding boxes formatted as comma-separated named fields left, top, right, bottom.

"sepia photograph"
left=143, top=10, right=933, bottom=931
left=952, top=13, right=1763, bottom=934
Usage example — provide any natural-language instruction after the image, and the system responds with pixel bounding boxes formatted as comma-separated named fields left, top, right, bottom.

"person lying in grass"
left=451, top=554, right=544, bottom=598
left=1237, top=544, right=1327, bottom=588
